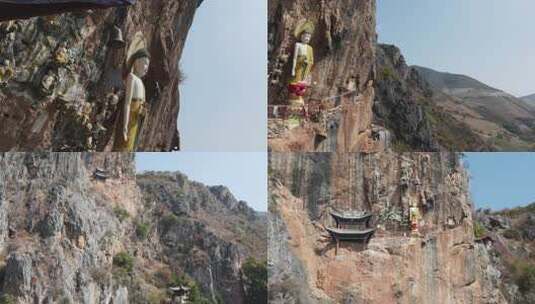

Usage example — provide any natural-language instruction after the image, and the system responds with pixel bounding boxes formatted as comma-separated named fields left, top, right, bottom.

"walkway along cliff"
left=268, top=152, right=508, bottom=303
left=0, top=153, right=267, bottom=303
left=268, top=0, right=389, bottom=152
left=0, top=0, right=199, bottom=151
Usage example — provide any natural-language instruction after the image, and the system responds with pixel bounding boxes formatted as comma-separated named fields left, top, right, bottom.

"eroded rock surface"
left=0, top=153, right=266, bottom=303
left=268, top=0, right=385, bottom=152
left=268, top=152, right=506, bottom=303
left=0, top=0, right=198, bottom=151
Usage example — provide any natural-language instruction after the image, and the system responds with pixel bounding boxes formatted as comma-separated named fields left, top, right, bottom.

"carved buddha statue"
left=288, top=21, right=314, bottom=107
left=113, top=48, right=150, bottom=152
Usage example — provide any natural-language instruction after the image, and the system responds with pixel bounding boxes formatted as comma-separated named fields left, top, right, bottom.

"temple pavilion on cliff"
left=326, top=210, right=375, bottom=255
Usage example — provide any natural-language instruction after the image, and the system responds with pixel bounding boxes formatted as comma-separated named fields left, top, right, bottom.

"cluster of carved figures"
left=368, top=155, right=468, bottom=236
left=0, top=11, right=150, bottom=151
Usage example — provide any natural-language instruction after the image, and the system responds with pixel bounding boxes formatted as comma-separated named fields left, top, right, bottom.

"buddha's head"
left=300, top=31, right=312, bottom=44
left=128, top=49, right=151, bottom=77
left=133, top=57, right=150, bottom=77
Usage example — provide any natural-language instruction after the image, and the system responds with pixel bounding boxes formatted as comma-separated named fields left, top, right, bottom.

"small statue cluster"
left=269, top=53, right=289, bottom=85
left=38, top=68, right=59, bottom=98
left=53, top=43, right=74, bottom=67
left=0, top=59, right=14, bottom=87
left=446, top=167, right=463, bottom=195
left=400, top=159, right=413, bottom=187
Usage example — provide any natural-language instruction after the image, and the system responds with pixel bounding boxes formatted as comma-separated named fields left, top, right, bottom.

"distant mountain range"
left=413, top=65, right=535, bottom=151
left=375, top=44, right=535, bottom=151
left=521, top=93, right=535, bottom=107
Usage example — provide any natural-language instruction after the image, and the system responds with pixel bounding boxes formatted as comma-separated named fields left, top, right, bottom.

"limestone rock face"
left=0, top=153, right=266, bottom=303
left=0, top=0, right=198, bottom=151
left=375, top=44, right=491, bottom=152
left=268, top=0, right=383, bottom=152
left=138, top=172, right=268, bottom=303
left=268, top=152, right=506, bottom=303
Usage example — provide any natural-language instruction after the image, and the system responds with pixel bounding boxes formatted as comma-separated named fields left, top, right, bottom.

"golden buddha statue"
left=285, top=21, right=314, bottom=129
left=113, top=45, right=150, bottom=152
left=288, top=21, right=314, bottom=107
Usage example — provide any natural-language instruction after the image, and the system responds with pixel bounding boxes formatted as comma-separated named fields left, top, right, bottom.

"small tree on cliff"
left=241, top=257, right=267, bottom=303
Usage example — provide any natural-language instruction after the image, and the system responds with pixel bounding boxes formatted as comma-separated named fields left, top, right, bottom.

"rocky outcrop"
left=268, top=152, right=506, bottom=303
left=268, top=0, right=385, bottom=152
left=0, top=0, right=199, bottom=151
left=138, top=172, right=268, bottom=303
left=473, top=205, right=535, bottom=304
left=0, top=153, right=266, bottom=303
left=375, top=44, right=490, bottom=152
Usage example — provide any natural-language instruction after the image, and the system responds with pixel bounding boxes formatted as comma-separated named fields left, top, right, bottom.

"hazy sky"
left=465, top=153, right=535, bottom=210
left=135, top=152, right=267, bottom=212
left=179, top=0, right=267, bottom=151
left=378, top=0, right=535, bottom=97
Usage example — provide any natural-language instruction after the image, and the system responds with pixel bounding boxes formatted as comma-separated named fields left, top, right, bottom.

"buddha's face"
left=301, top=32, right=312, bottom=44
left=134, top=57, right=150, bottom=77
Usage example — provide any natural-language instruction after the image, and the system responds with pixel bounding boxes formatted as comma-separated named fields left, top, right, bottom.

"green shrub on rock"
left=0, top=294, right=16, bottom=304
left=113, top=252, right=134, bottom=273
left=241, top=257, right=267, bottom=303
left=136, top=222, right=150, bottom=240
left=473, top=221, right=486, bottom=238
left=113, top=207, right=130, bottom=222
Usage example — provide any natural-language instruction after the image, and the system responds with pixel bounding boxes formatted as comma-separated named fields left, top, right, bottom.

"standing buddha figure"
left=409, top=199, right=422, bottom=235
left=288, top=21, right=314, bottom=110
left=113, top=48, right=150, bottom=151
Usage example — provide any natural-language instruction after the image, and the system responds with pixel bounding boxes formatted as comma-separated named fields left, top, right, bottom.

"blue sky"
left=179, top=0, right=267, bottom=151
left=464, top=153, right=535, bottom=210
left=378, top=0, right=535, bottom=97
left=135, top=152, right=267, bottom=212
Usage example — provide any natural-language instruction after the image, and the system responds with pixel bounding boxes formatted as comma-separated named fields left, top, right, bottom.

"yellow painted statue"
left=288, top=21, right=314, bottom=107
left=113, top=48, right=150, bottom=151
left=409, top=200, right=422, bottom=234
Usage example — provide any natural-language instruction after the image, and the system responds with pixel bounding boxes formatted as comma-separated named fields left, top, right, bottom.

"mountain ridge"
left=375, top=43, right=535, bottom=151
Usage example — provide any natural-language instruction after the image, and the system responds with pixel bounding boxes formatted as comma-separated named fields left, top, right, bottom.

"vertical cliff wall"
left=0, top=0, right=198, bottom=151
left=0, top=153, right=266, bottom=303
left=0, top=153, right=138, bottom=303
left=268, top=152, right=506, bottom=303
left=268, top=0, right=384, bottom=152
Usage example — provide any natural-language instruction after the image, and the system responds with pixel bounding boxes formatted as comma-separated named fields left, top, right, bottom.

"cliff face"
left=473, top=205, right=535, bottom=304
left=374, top=44, right=490, bottom=152
left=268, top=0, right=385, bottom=152
left=0, top=0, right=198, bottom=151
left=0, top=153, right=266, bottom=303
left=0, top=153, right=139, bottom=303
left=268, top=152, right=505, bottom=303
left=137, top=172, right=268, bottom=303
